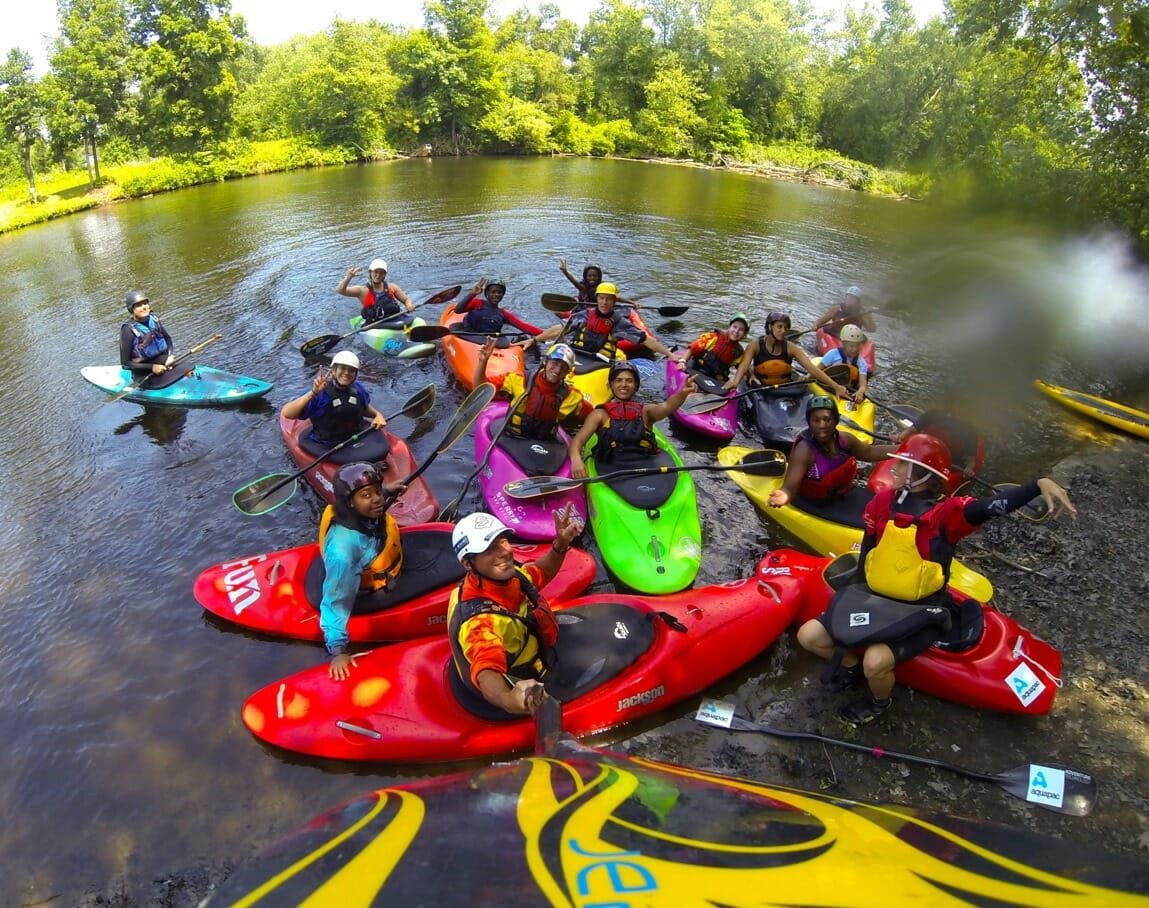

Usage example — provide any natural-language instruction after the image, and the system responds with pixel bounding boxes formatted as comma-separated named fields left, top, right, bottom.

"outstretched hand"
left=553, top=504, right=584, bottom=549
left=1038, top=478, right=1077, bottom=520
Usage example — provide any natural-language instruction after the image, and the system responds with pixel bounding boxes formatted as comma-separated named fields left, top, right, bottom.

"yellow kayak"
left=718, top=444, right=994, bottom=602
left=1035, top=380, right=1149, bottom=441
left=810, top=381, right=878, bottom=444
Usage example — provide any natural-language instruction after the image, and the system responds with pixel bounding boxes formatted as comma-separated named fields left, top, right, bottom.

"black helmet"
left=484, top=279, right=507, bottom=297
left=806, top=394, right=839, bottom=424
left=765, top=311, right=791, bottom=332
left=125, top=290, right=149, bottom=312
left=333, top=462, right=383, bottom=504
left=608, top=359, right=641, bottom=390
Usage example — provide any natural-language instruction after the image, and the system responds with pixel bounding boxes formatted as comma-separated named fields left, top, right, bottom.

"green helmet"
left=806, top=394, right=839, bottom=424
left=729, top=312, right=750, bottom=330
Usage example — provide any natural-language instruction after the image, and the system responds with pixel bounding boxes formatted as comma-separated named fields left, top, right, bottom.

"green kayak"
left=349, top=315, right=436, bottom=358
left=584, top=426, right=701, bottom=594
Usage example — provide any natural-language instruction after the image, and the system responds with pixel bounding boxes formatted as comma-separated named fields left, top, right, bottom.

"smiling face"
left=595, top=292, right=616, bottom=314
left=331, top=363, right=358, bottom=387
left=584, top=267, right=602, bottom=285
left=467, top=533, right=516, bottom=581
left=349, top=482, right=386, bottom=519
left=484, top=285, right=506, bottom=304
left=609, top=370, right=638, bottom=401
left=369, top=268, right=386, bottom=285
left=543, top=358, right=570, bottom=383
left=728, top=321, right=748, bottom=341
left=131, top=300, right=151, bottom=322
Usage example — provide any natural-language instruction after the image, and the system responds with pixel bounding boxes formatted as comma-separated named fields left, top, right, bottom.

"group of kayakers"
left=121, top=255, right=1079, bottom=726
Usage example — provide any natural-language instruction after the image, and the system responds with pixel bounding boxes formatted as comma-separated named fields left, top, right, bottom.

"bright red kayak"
left=241, top=564, right=799, bottom=762
left=279, top=411, right=438, bottom=526
left=440, top=305, right=526, bottom=390
left=194, top=523, right=598, bottom=642
left=756, top=548, right=1061, bottom=715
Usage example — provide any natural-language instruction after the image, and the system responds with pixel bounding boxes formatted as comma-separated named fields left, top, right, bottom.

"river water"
left=0, top=157, right=1145, bottom=904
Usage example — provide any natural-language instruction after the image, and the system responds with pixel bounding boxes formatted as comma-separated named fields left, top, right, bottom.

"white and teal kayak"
left=584, top=425, right=702, bottom=594
left=349, top=315, right=436, bottom=359
left=81, top=365, right=271, bottom=406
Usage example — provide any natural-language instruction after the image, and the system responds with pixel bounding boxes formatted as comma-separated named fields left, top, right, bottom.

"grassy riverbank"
left=0, top=140, right=927, bottom=236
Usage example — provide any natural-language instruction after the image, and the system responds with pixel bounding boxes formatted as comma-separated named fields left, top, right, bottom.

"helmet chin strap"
left=896, top=465, right=933, bottom=502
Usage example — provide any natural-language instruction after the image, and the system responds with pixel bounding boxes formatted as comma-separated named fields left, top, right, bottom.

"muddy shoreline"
left=79, top=443, right=1149, bottom=906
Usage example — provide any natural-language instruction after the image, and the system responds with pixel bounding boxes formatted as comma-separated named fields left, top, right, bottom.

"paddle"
left=787, top=310, right=873, bottom=341
left=540, top=294, right=689, bottom=318
left=694, top=700, right=1096, bottom=816
left=106, top=333, right=224, bottom=403
left=438, top=372, right=537, bottom=522
left=231, top=384, right=439, bottom=516
left=298, top=285, right=462, bottom=358
left=408, top=325, right=529, bottom=344
left=502, top=449, right=787, bottom=499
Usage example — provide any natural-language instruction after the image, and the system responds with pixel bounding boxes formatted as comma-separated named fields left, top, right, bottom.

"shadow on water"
left=111, top=404, right=190, bottom=445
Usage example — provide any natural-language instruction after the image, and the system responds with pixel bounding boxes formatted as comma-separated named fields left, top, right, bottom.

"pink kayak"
left=667, top=361, right=737, bottom=441
left=474, top=401, right=588, bottom=541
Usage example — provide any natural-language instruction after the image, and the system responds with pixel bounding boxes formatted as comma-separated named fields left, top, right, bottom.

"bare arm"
left=389, top=281, right=413, bottom=310
left=558, top=258, right=582, bottom=291
left=724, top=338, right=758, bottom=390
left=569, top=410, right=606, bottom=479
left=792, top=346, right=848, bottom=398
left=282, top=368, right=328, bottom=420
left=768, top=443, right=814, bottom=507
left=336, top=266, right=368, bottom=301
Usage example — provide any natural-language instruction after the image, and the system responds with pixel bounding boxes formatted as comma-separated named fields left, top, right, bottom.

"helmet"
left=839, top=324, right=866, bottom=343
left=596, top=282, right=619, bottom=298
left=333, top=462, right=383, bottom=503
left=845, top=285, right=862, bottom=298
left=125, top=290, right=149, bottom=311
left=729, top=312, right=750, bottom=330
left=888, top=434, right=951, bottom=482
left=452, top=513, right=513, bottom=563
left=545, top=343, right=576, bottom=370
left=368, top=258, right=388, bottom=272
left=765, top=311, right=792, bottom=331
left=330, top=350, right=361, bottom=370
left=484, top=279, right=507, bottom=297
left=806, top=394, right=839, bottom=424
left=608, top=359, right=640, bottom=389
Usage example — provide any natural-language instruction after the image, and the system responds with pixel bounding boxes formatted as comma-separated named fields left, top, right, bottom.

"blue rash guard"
left=318, top=523, right=384, bottom=654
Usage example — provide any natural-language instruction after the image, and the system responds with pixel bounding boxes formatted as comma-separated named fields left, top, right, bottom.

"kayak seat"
left=931, top=594, right=984, bottom=653
left=299, top=429, right=391, bottom=466
left=823, top=552, right=860, bottom=590
left=788, top=486, right=872, bottom=530
left=354, top=313, right=417, bottom=331
left=545, top=603, right=657, bottom=703
left=303, top=529, right=465, bottom=615
left=595, top=448, right=676, bottom=510
left=744, top=390, right=809, bottom=448
left=494, top=423, right=569, bottom=475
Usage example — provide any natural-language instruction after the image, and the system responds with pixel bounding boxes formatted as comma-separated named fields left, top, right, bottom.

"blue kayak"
left=81, top=365, right=271, bottom=406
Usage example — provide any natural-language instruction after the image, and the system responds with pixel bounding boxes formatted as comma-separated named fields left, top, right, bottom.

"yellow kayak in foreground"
left=717, top=444, right=994, bottom=602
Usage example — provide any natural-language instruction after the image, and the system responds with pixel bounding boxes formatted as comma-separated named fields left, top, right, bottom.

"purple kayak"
left=667, top=361, right=738, bottom=440
left=476, top=401, right=588, bottom=541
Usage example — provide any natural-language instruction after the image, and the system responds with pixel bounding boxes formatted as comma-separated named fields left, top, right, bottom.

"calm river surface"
left=0, top=157, right=1145, bottom=904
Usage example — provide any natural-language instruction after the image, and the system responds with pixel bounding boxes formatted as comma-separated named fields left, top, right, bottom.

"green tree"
left=637, top=55, right=707, bottom=156
left=132, top=0, right=249, bottom=154
left=582, top=0, right=658, bottom=118
left=477, top=96, right=552, bottom=151
left=0, top=50, right=44, bottom=202
left=50, top=0, right=133, bottom=184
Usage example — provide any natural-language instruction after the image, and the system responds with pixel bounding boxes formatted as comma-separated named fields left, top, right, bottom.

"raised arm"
left=336, top=266, right=368, bottom=302
left=723, top=337, right=758, bottom=390
left=644, top=374, right=697, bottom=423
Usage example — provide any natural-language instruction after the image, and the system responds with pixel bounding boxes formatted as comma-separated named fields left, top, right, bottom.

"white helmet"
left=839, top=324, right=866, bottom=343
left=331, top=350, right=361, bottom=370
left=368, top=258, right=388, bottom=272
left=846, top=285, right=862, bottom=297
left=452, top=513, right=513, bottom=562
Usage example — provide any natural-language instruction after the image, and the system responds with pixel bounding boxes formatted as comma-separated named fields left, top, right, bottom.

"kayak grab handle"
left=336, top=720, right=383, bottom=740
left=757, top=580, right=781, bottom=603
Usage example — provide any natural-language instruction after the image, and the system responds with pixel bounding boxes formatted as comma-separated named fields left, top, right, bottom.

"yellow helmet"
left=596, top=282, right=618, bottom=298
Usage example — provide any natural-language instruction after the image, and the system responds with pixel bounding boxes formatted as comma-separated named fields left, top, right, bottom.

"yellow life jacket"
left=319, top=504, right=403, bottom=592
left=863, top=516, right=945, bottom=602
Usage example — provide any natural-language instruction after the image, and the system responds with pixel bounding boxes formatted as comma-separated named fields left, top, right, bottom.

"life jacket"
left=309, top=380, right=368, bottom=443
left=752, top=336, right=793, bottom=385
left=691, top=331, right=743, bottom=380
left=823, top=304, right=862, bottom=338
left=509, top=373, right=568, bottom=440
left=447, top=568, right=556, bottom=696
left=792, top=429, right=858, bottom=500
left=318, top=505, right=403, bottom=592
left=596, top=399, right=656, bottom=461
left=569, top=308, right=622, bottom=358
left=462, top=299, right=506, bottom=334
left=362, top=282, right=400, bottom=322
left=125, top=316, right=170, bottom=362
left=829, top=351, right=862, bottom=388
left=863, top=508, right=946, bottom=602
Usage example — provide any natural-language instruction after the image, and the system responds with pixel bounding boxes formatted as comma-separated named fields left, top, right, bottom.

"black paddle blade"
left=408, top=325, right=450, bottom=342
left=299, top=334, right=341, bottom=358
left=681, top=393, right=733, bottom=415
left=735, top=450, right=787, bottom=475
left=993, top=765, right=1098, bottom=817
left=399, top=384, right=437, bottom=420
left=439, top=383, right=496, bottom=453
left=233, top=474, right=298, bottom=516
left=655, top=305, right=689, bottom=317
left=541, top=292, right=579, bottom=312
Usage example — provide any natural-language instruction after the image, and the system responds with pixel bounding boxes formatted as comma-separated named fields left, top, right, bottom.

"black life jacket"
left=309, top=381, right=368, bottom=443
left=752, top=336, right=793, bottom=384
left=362, top=282, right=400, bottom=322
left=570, top=308, right=622, bottom=358
left=462, top=300, right=506, bottom=334
left=596, top=400, right=656, bottom=462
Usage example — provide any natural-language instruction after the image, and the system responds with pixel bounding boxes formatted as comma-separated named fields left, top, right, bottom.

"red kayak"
left=440, top=305, right=526, bottom=390
left=194, top=523, right=598, bottom=643
left=241, top=562, right=800, bottom=762
left=279, top=411, right=438, bottom=526
left=816, top=327, right=877, bottom=374
left=756, top=548, right=1061, bottom=715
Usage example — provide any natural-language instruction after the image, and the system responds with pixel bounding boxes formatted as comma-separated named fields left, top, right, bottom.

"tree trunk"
left=22, top=144, right=37, bottom=204
left=90, top=131, right=102, bottom=183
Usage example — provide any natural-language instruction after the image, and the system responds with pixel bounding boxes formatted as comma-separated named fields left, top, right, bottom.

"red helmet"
left=888, top=434, right=951, bottom=481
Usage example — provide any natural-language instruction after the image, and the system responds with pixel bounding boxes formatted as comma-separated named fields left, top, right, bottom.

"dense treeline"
left=1, top=0, right=1145, bottom=249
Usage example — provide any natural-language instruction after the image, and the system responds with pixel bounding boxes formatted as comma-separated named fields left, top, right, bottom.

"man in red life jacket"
left=473, top=340, right=592, bottom=439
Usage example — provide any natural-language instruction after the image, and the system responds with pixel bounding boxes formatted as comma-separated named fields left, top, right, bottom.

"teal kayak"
left=584, top=425, right=701, bottom=593
left=349, top=315, right=436, bottom=359
left=81, top=365, right=271, bottom=406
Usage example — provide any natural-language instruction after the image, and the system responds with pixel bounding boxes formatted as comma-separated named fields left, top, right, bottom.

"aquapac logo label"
left=849, top=612, right=871, bottom=627
left=1005, top=662, right=1046, bottom=708
left=1026, top=765, right=1065, bottom=809
left=618, top=685, right=664, bottom=711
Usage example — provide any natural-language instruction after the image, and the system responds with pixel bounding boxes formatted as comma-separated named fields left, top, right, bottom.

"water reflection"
left=111, top=404, right=190, bottom=445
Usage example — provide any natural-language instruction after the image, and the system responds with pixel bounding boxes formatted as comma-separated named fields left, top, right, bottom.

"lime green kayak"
left=585, top=426, right=701, bottom=593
